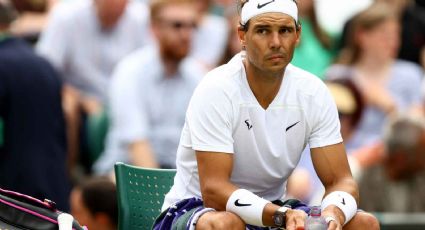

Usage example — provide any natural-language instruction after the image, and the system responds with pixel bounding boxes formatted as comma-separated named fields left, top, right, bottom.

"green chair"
left=114, top=162, right=176, bottom=230
left=86, top=110, right=109, bottom=166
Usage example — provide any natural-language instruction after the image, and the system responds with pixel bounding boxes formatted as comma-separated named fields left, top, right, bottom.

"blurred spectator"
left=286, top=167, right=312, bottom=204
left=359, top=115, right=425, bottom=212
left=70, top=176, right=117, bottom=230
left=291, top=0, right=337, bottom=79
left=0, top=0, right=70, bottom=211
left=190, top=0, right=228, bottom=70
left=93, top=0, right=204, bottom=174
left=36, top=0, right=151, bottom=175
left=327, top=2, right=423, bottom=151
left=288, top=78, right=365, bottom=205
left=376, top=0, right=425, bottom=68
left=218, top=4, right=241, bottom=65
left=9, top=0, right=57, bottom=43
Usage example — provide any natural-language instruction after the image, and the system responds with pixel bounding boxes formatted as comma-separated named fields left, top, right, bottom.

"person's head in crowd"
left=0, top=0, right=17, bottom=30
left=70, top=177, right=118, bottom=230
left=326, top=78, right=364, bottom=141
left=297, top=0, right=332, bottom=50
left=94, top=0, right=128, bottom=30
left=383, top=115, right=425, bottom=181
left=150, top=0, right=197, bottom=65
left=336, top=2, right=400, bottom=65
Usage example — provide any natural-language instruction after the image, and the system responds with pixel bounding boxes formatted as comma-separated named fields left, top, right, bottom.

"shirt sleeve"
left=108, top=60, right=149, bottom=144
left=186, top=78, right=234, bottom=153
left=308, top=83, right=343, bottom=148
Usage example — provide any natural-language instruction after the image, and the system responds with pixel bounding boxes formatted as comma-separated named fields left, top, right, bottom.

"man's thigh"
left=195, top=211, right=246, bottom=230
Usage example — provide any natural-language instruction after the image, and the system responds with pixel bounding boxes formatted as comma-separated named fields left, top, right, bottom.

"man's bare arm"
left=196, top=151, right=304, bottom=227
left=129, top=140, right=159, bottom=168
left=311, top=142, right=359, bottom=225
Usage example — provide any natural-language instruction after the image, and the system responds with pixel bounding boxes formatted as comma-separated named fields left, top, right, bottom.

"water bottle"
left=305, top=206, right=327, bottom=230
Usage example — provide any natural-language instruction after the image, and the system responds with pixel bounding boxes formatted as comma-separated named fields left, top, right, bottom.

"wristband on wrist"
left=321, top=191, right=357, bottom=225
left=226, top=189, right=271, bottom=227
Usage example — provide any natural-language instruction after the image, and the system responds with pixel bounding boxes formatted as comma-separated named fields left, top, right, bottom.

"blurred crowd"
left=1, top=0, right=425, bottom=228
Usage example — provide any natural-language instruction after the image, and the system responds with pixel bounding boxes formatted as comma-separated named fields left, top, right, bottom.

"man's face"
left=239, top=13, right=300, bottom=75
left=358, top=19, right=400, bottom=61
left=95, top=0, right=128, bottom=29
left=153, top=3, right=198, bottom=61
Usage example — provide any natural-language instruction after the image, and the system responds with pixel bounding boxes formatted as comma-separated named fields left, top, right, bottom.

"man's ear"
left=237, top=25, right=246, bottom=47
left=295, top=24, right=302, bottom=46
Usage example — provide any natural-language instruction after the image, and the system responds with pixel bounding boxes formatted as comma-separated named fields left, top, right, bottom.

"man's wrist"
left=321, top=191, right=357, bottom=225
left=324, top=215, right=338, bottom=225
left=322, top=205, right=345, bottom=225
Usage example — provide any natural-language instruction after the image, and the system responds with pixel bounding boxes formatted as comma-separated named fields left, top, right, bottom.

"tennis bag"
left=0, top=187, right=86, bottom=230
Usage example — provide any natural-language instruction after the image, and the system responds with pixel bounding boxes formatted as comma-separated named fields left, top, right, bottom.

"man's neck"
left=161, top=54, right=181, bottom=78
left=244, top=59, right=284, bottom=110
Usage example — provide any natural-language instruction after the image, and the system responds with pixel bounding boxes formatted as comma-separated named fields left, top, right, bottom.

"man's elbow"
left=200, top=182, right=226, bottom=210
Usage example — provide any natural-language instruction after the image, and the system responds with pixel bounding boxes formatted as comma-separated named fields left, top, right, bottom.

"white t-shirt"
left=162, top=53, right=342, bottom=209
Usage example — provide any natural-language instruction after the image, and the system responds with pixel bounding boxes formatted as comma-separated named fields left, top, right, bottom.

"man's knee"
left=344, top=211, right=380, bottom=230
left=196, top=211, right=245, bottom=230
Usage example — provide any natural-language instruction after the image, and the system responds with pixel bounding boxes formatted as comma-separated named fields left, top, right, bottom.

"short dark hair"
left=80, top=177, right=118, bottom=227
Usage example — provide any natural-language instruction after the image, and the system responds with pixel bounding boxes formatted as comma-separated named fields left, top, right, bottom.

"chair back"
left=114, top=162, right=176, bottom=230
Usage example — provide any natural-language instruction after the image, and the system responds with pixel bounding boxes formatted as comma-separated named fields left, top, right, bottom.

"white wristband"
left=226, top=189, right=271, bottom=227
left=321, top=191, right=357, bottom=225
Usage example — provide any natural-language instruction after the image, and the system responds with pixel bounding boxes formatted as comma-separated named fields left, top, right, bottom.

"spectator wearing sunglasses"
left=93, top=0, right=205, bottom=174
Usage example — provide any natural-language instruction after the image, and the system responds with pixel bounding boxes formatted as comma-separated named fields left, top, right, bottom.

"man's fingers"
left=327, top=220, right=341, bottom=230
left=294, top=214, right=306, bottom=230
left=286, top=209, right=307, bottom=230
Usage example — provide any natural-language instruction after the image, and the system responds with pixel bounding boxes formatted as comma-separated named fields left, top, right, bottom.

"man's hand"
left=322, top=206, right=344, bottom=230
left=324, top=216, right=342, bottom=230
left=285, top=209, right=307, bottom=230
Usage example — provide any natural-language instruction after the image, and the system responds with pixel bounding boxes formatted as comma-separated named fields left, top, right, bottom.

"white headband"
left=241, top=0, right=298, bottom=25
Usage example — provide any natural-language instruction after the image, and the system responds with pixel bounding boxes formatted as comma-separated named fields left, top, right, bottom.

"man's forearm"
left=129, top=140, right=159, bottom=168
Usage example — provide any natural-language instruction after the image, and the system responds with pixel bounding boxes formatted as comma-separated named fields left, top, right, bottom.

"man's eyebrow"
left=252, top=24, right=271, bottom=29
left=252, top=23, right=295, bottom=29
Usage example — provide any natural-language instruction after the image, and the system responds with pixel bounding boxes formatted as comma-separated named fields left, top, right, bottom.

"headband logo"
left=257, top=0, right=275, bottom=9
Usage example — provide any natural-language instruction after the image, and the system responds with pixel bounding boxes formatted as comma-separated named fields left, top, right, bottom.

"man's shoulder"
left=112, top=46, right=158, bottom=81
left=124, top=1, right=150, bottom=21
left=393, top=59, right=424, bottom=78
left=50, top=0, right=90, bottom=20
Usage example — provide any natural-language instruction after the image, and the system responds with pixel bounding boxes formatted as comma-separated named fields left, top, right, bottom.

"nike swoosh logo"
left=286, top=121, right=300, bottom=132
left=234, top=199, right=252, bottom=207
left=342, top=198, right=346, bottom=205
left=245, top=119, right=253, bottom=130
left=257, top=0, right=275, bottom=9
